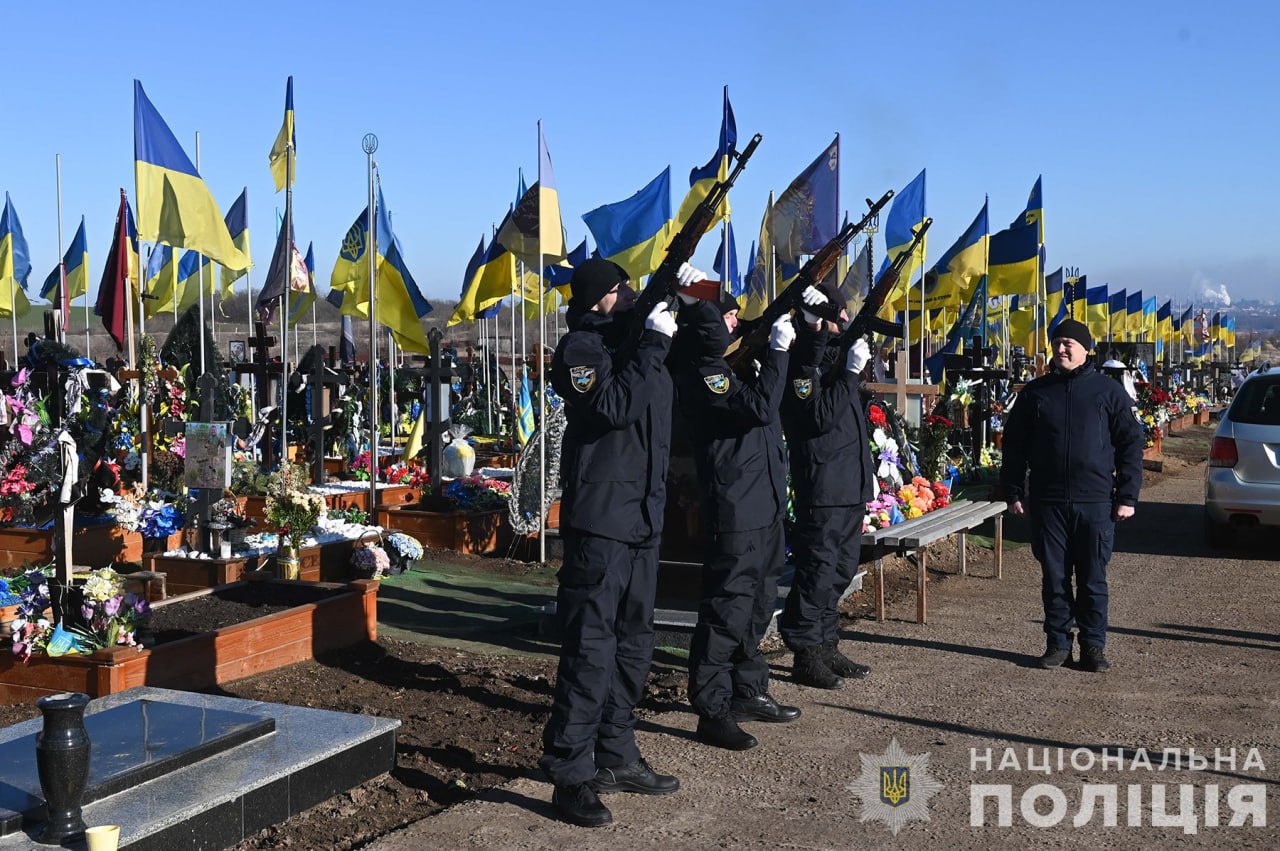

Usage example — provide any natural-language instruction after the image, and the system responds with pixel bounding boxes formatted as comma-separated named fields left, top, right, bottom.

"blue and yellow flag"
left=714, top=221, right=741, bottom=297
left=1085, top=284, right=1109, bottom=342
left=1156, top=300, right=1172, bottom=358
left=143, top=244, right=178, bottom=318
left=516, top=367, right=535, bottom=447
left=134, top=81, right=248, bottom=270
left=288, top=242, right=317, bottom=328
left=581, top=166, right=672, bottom=283
left=924, top=279, right=985, bottom=384
left=220, top=188, right=250, bottom=301
left=675, top=86, right=735, bottom=231
left=986, top=220, right=1039, bottom=297
left=1011, top=176, right=1043, bottom=244
left=41, top=216, right=90, bottom=301
left=175, top=249, right=213, bottom=313
left=497, top=125, right=566, bottom=265
left=448, top=230, right=516, bottom=326
left=740, top=199, right=773, bottom=321
left=1108, top=289, right=1127, bottom=341
left=839, top=241, right=871, bottom=315
left=330, top=187, right=432, bottom=352
left=269, top=77, right=296, bottom=193
left=0, top=193, right=32, bottom=318
left=1045, top=267, right=1064, bottom=325
left=1126, top=291, right=1143, bottom=336
left=879, top=168, right=927, bottom=310
left=919, top=200, right=988, bottom=310
left=771, top=136, right=840, bottom=266
left=1141, top=297, right=1157, bottom=339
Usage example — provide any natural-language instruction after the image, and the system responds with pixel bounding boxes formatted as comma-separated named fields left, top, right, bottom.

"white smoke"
left=1191, top=272, right=1231, bottom=306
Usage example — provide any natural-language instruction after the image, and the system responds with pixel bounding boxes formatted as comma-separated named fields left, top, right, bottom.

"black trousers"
left=688, top=518, right=785, bottom=719
left=781, top=503, right=862, bottom=649
left=540, top=531, right=658, bottom=786
left=1031, top=501, right=1114, bottom=649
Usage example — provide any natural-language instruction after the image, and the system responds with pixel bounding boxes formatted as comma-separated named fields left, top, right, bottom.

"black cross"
left=231, top=321, right=286, bottom=468
left=305, top=355, right=350, bottom=485
left=398, top=328, right=457, bottom=500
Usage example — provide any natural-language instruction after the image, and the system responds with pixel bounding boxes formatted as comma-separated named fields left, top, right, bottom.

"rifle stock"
left=726, top=189, right=895, bottom=372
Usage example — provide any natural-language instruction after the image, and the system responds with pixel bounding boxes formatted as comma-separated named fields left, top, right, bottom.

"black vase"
left=35, top=691, right=91, bottom=845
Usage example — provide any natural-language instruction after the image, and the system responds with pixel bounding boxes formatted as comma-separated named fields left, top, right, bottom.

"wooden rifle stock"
left=725, top=190, right=895, bottom=373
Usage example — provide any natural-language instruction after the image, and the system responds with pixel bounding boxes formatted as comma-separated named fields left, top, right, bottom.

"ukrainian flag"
left=497, top=125, right=566, bottom=265
left=123, top=198, right=141, bottom=291
left=1142, top=297, right=1157, bottom=339
left=839, top=242, right=871, bottom=315
left=220, top=188, right=250, bottom=301
left=0, top=193, right=32, bottom=318
left=1156, top=301, right=1172, bottom=359
left=1108, top=289, right=1127, bottom=341
left=1011, top=176, right=1044, bottom=244
left=516, top=367, right=535, bottom=446
left=1086, top=284, right=1109, bottom=342
left=740, top=199, right=773, bottom=320
left=987, top=220, right=1039, bottom=298
left=288, top=242, right=317, bottom=328
left=675, top=86, right=735, bottom=232
left=1009, top=306, right=1036, bottom=352
left=40, top=216, right=90, bottom=301
left=1126, top=291, right=1143, bottom=337
left=133, top=81, right=248, bottom=270
left=268, top=77, right=296, bottom=193
left=175, top=250, right=213, bottom=313
left=581, top=166, right=673, bottom=283
left=448, top=231, right=515, bottom=326
left=919, top=200, right=988, bottom=310
left=879, top=169, right=927, bottom=310
left=1178, top=305, right=1194, bottom=344
left=1045, top=267, right=1065, bottom=326
left=143, top=244, right=178, bottom=318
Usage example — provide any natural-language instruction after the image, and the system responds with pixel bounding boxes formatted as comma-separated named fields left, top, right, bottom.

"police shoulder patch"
left=569, top=365, right=597, bottom=393
left=793, top=377, right=814, bottom=400
left=703, top=373, right=730, bottom=395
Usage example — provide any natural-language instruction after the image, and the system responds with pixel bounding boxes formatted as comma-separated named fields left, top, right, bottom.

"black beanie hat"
left=1052, top=318, right=1093, bottom=351
left=717, top=292, right=741, bottom=315
left=570, top=259, right=629, bottom=308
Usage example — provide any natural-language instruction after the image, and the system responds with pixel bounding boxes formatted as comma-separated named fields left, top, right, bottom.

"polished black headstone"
left=0, top=699, right=274, bottom=835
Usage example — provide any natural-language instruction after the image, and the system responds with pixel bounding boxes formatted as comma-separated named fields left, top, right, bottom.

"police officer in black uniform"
left=539, top=258, right=685, bottom=828
left=1000, top=318, right=1143, bottom=672
left=671, top=281, right=801, bottom=751
left=779, top=283, right=877, bottom=689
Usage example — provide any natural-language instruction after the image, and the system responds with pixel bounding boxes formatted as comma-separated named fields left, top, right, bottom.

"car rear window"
left=1228, top=376, right=1280, bottom=425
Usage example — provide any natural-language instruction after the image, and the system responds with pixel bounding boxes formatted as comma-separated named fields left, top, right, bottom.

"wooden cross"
left=304, top=355, right=350, bottom=485
left=398, top=328, right=457, bottom=500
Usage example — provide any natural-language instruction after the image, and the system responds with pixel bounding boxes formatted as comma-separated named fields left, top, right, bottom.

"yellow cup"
left=85, top=825, right=120, bottom=851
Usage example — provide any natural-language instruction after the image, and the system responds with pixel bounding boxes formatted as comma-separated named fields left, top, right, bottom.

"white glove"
left=846, top=338, right=871, bottom=373
left=770, top=315, right=796, bottom=352
left=800, top=285, right=828, bottom=326
left=645, top=303, right=677, bottom=337
left=677, top=291, right=698, bottom=306
left=675, top=262, right=707, bottom=288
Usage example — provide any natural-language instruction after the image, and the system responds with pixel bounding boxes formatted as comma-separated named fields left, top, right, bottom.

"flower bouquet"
left=351, top=544, right=391, bottom=580
left=441, top=474, right=511, bottom=511
left=265, top=463, right=326, bottom=552
left=384, top=532, right=424, bottom=575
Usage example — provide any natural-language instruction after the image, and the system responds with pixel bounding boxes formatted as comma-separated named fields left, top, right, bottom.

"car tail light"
left=1209, top=437, right=1238, bottom=468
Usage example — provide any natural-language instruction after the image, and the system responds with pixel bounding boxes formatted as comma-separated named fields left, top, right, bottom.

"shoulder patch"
left=793, top=377, right=813, bottom=400
left=570, top=365, right=597, bottom=393
left=703, top=373, right=730, bottom=395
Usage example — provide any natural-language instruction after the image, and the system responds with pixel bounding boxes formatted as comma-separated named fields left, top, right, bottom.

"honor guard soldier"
left=539, top=258, right=681, bottom=827
left=779, top=283, right=877, bottom=689
left=671, top=275, right=800, bottom=752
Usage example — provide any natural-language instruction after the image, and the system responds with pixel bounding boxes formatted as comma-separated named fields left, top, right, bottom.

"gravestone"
left=182, top=373, right=232, bottom=555
left=399, top=328, right=456, bottom=501
left=304, top=354, right=350, bottom=486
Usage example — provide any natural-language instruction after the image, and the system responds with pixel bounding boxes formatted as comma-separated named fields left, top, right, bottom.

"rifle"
left=826, top=217, right=933, bottom=374
left=630, top=133, right=763, bottom=323
left=725, top=190, right=895, bottom=373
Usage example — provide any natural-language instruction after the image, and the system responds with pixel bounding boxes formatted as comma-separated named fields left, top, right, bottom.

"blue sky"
left=3, top=0, right=1277, bottom=310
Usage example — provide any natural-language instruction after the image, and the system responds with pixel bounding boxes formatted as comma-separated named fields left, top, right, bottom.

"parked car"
left=1204, top=363, right=1280, bottom=547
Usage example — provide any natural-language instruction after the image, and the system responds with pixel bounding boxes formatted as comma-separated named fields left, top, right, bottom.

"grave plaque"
left=183, top=422, right=232, bottom=490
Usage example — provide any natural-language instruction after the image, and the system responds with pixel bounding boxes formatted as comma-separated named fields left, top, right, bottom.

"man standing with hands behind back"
left=1000, top=318, right=1144, bottom=673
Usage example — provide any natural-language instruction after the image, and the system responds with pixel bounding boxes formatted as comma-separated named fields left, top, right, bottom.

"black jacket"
left=1000, top=361, right=1144, bottom=506
left=780, top=323, right=877, bottom=508
left=552, top=306, right=673, bottom=543
left=671, top=300, right=789, bottom=533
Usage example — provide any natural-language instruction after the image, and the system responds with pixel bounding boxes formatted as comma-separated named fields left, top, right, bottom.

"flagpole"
left=195, top=132, right=207, bottom=376
left=536, top=120, right=547, bottom=564
left=509, top=276, right=516, bottom=450
left=54, top=155, right=66, bottom=345
left=363, top=135, right=379, bottom=514
left=282, top=139, right=295, bottom=469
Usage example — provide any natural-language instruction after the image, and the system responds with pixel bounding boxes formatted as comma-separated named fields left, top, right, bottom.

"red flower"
left=925, top=414, right=953, bottom=429
left=869, top=405, right=887, bottom=428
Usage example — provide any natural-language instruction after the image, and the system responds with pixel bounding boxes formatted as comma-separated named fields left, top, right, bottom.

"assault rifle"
left=630, top=133, right=763, bottom=324
left=725, top=190, right=895, bottom=373
left=826, top=217, right=932, bottom=374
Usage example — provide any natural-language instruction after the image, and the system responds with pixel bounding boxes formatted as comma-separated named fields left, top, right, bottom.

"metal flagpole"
left=280, top=138, right=295, bottom=468
left=536, top=121, right=547, bottom=564
left=195, top=132, right=207, bottom=375
left=509, top=276, right=516, bottom=448
left=363, top=134, right=379, bottom=513
left=386, top=329, right=397, bottom=451
left=54, top=155, right=66, bottom=345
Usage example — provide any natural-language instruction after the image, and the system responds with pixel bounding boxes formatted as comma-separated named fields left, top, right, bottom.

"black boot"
left=793, top=645, right=845, bottom=689
left=731, top=693, right=801, bottom=723
left=591, top=758, right=680, bottom=795
left=823, top=639, right=872, bottom=679
left=552, top=782, right=613, bottom=827
left=1038, top=642, right=1072, bottom=669
left=696, top=715, right=759, bottom=751
left=1079, top=645, right=1110, bottom=673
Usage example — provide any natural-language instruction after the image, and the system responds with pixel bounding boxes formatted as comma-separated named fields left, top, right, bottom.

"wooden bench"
left=861, top=499, right=1008, bottom=624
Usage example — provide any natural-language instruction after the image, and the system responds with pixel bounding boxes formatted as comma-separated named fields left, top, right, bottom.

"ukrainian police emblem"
left=848, top=739, right=943, bottom=835
left=793, top=378, right=813, bottom=400
left=569, top=366, right=596, bottom=393
left=704, top=373, right=730, bottom=394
